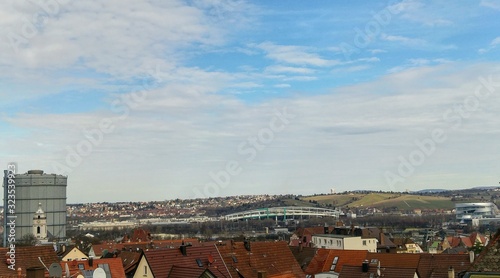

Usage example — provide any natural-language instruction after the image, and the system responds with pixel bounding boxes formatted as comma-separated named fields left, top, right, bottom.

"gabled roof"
left=377, top=232, right=396, bottom=248
left=167, top=265, right=216, bottom=278
left=0, top=245, right=60, bottom=277
left=469, top=230, right=500, bottom=272
left=295, top=226, right=331, bottom=237
left=339, top=265, right=417, bottom=278
left=61, top=246, right=89, bottom=261
left=143, top=244, right=231, bottom=278
left=61, top=257, right=125, bottom=278
left=304, top=249, right=367, bottom=275
left=116, top=250, right=142, bottom=275
left=288, top=246, right=316, bottom=270
left=418, top=253, right=472, bottom=278
left=217, top=241, right=304, bottom=278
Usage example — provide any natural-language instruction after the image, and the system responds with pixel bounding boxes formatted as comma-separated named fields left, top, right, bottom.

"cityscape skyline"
left=1, top=1, right=500, bottom=203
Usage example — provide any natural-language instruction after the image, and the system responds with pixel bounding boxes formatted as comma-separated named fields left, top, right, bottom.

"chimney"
left=17, top=267, right=21, bottom=278
left=324, top=223, right=329, bottom=234
left=469, top=251, right=475, bottom=263
left=244, top=239, right=251, bottom=252
left=448, top=266, right=454, bottom=278
left=257, top=271, right=267, bottom=278
left=26, top=267, right=44, bottom=278
left=89, top=257, right=93, bottom=267
left=298, top=241, right=303, bottom=252
left=180, top=245, right=187, bottom=256
left=362, top=260, right=369, bottom=273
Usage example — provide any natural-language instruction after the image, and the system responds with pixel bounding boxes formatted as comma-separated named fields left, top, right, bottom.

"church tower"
left=33, top=203, right=48, bottom=242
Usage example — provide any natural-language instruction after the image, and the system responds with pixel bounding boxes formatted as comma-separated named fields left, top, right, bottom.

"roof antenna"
left=38, top=257, right=49, bottom=271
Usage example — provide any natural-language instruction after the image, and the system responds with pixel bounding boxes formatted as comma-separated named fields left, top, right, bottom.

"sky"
left=1, top=0, right=500, bottom=203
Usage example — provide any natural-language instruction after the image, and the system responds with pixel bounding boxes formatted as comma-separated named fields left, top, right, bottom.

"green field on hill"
left=303, top=193, right=455, bottom=210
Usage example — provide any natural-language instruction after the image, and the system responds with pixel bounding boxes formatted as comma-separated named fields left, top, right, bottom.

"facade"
left=312, top=234, right=378, bottom=253
left=455, top=202, right=499, bottom=221
left=33, top=203, right=48, bottom=243
left=3, top=169, right=67, bottom=245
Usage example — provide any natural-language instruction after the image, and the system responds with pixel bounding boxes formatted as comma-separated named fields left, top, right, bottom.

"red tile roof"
left=217, top=241, right=304, bottom=278
left=305, top=249, right=368, bottom=274
left=469, top=230, right=500, bottom=272
left=91, top=243, right=124, bottom=257
left=365, top=253, right=420, bottom=269
left=167, top=265, right=215, bottom=278
left=61, top=258, right=125, bottom=278
left=340, top=265, right=417, bottom=278
left=0, top=245, right=60, bottom=277
left=116, top=251, right=141, bottom=275
left=417, top=253, right=472, bottom=278
left=143, top=244, right=231, bottom=278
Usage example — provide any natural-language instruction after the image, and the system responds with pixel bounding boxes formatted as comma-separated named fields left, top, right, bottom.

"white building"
left=312, top=234, right=378, bottom=253
left=455, top=202, right=499, bottom=221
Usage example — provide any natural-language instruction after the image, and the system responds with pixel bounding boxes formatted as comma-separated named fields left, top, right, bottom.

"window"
left=363, top=240, right=367, bottom=246
left=37, top=227, right=41, bottom=234
left=196, top=258, right=203, bottom=267
left=144, top=265, right=147, bottom=275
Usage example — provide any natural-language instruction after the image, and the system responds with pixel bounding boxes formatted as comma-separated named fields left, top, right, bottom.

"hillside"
left=302, top=192, right=455, bottom=210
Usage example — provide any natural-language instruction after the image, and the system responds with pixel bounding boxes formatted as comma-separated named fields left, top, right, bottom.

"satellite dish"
left=93, top=268, right=106, bottom=278
left=49, top=263, right=63, bottom=278
left=77, top=275, right=84, bottom=278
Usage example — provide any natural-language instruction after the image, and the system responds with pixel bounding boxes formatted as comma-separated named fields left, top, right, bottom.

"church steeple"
left=33, top=203, right=48, bottom=242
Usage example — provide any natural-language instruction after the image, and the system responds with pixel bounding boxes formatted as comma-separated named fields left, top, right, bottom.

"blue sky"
left=1, top=0, right=500, bottom=203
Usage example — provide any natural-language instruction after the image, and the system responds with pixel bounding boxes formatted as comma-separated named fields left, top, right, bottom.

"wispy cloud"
left=254, top=42, right=339, bottom=67
left=264, top=65, right=316, bottom=74
left=478, top=37, right=500, bottom=54
left=480, top=0, right=500, bottom=10
left=387, top=58, right=450, bottom=73
left=388, top=0, right=453, bottom=27
left=381, top=33, right=455, bottom=51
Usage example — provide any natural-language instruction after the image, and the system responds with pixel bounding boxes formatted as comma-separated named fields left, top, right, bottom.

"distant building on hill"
left=455, top=202, right=499, bottom=221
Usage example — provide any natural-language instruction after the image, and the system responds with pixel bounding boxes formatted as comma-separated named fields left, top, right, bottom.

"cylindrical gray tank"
left=6, top=170, right=67, bottom=242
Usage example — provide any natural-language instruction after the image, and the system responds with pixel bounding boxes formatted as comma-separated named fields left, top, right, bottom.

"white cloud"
left=478, top=36, right=500, bottom=54
left=254, top=42, right=339, bottom=67
left=380, top=33, right=455, bottom=51
left=388, top=0, right=453, bottom=27
left=264, top=65, right=316, bottom=74
left=5, top=62, right=500, bottom=201
left=481, top=0, right=500, bottom=10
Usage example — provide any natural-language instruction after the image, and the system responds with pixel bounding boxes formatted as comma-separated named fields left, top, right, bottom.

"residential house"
left=62, top=257, right=126, bottom=278
left=304, top=249, right=368, bottom=278
left=60, top=246, right=89, bottom=261
left=417, top=253, right=473, bottom=278
left=117, top=250, right=142, bottom=278
left=312, top=234, right=377, bottom=253
left=391, top=237, right=423, bottom=254
left=133, top=244, right=232, bottom=278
